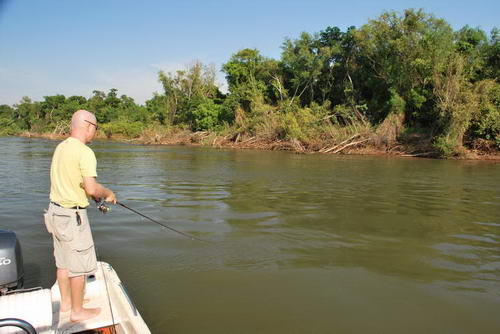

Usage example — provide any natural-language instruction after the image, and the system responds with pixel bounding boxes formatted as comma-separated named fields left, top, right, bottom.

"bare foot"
left=60, top=299, right=90, bottom=313
left=60, top=303, right=71, bottom=313
left=70, top=307, right=101, bottom=322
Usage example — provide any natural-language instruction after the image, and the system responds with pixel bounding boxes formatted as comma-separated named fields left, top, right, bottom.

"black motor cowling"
left=0, top=230, right=24, bottom=294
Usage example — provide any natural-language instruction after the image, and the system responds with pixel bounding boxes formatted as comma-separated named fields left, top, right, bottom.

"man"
left=45, top=110, right=116, bottom=322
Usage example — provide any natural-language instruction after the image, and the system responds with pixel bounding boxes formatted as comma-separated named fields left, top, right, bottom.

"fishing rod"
left=95, top=199, right=209, bottom=243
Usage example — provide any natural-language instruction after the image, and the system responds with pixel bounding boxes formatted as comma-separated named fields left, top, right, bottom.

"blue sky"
left=0, top=0, right=498, bottom=105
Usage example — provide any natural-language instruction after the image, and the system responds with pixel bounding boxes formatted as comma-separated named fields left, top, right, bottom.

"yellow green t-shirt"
left=50, top=137, right=97, bottom=208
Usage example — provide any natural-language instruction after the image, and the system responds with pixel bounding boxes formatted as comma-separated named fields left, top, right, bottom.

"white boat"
left=0, top=230, right=151, bottom=334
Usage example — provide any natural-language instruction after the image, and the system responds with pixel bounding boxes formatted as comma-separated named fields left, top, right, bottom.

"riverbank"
left=17, top=130, right=500, bottom=160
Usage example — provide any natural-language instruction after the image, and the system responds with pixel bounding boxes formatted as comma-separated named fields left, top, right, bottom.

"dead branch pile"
left=318, top=134, right=370, bottom=154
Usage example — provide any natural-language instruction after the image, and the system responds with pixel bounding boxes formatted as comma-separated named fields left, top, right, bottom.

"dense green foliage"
left=1, top=9, right=498, bottom=154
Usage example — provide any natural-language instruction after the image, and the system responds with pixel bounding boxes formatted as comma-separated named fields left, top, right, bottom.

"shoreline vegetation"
left=17, top=130, right=499, bottom=160
left=1, top=9, right=499, bottom=159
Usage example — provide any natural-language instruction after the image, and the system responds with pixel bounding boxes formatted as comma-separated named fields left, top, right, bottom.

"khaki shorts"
left=44, top=203, right=97, bottom=277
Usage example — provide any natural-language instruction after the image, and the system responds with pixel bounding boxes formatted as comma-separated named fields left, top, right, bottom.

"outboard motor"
left=0, top=230, right=24, bottom=295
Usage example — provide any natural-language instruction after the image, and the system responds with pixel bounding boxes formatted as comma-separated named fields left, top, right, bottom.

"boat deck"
left=52, top=263, right=117, bottom=333
left=1, top=262, right=149, bottom=334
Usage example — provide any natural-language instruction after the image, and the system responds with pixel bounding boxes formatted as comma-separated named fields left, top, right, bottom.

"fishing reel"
left=95, top=198, right=110, bottom=214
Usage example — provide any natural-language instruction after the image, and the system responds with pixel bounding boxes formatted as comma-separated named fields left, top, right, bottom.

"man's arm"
left=82, top=177, right=117, bottom=204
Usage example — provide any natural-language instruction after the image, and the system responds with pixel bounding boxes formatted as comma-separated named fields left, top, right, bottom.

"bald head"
left=71, top=110, right=96, bottom=130
left=70, top=110, right=97, bottom=143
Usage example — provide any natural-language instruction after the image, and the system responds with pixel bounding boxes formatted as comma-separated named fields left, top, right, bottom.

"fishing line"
left=115, top=201, right=211, bottom=243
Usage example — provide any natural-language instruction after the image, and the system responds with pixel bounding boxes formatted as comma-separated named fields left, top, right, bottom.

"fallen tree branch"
left=401, top=152, right=434, bottom=157
left=291, top=138, right=305, bottom=152
left=322, top=134, right=360, bottom=153
left=240, top=136, right=256, bottom=144
left=331, top=138, right=369, bottom=154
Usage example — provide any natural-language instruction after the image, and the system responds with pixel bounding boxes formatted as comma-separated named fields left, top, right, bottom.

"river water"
left=0, top=137, right=499, bottom=333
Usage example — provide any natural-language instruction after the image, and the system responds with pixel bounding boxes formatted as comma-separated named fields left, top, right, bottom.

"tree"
left=87, top=90, right=107, bottom=122
left=13, top=97, right=41, bottom=130
left=481, top=28, right=500, bottom=80
left=354, top=9, right=456, bottom=125
left=158, top=61, right=223, bottom=128
left=145, top=93, right=170, bottom=124
left=40, top=95, right=66, bottom=122
left=280, top=33, right=325, bottom=107
left=222, top=49, right=279, bottom=111
left=0, top=104, right=14, bottom=120
left=189, top=99, right=224, bottom=131
left=455, top=25, right=488, bottom=81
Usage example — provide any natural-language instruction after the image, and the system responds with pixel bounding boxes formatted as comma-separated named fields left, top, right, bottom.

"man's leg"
left=57, top=268, right=72, bottom=312
left=69, top=275, right=101, bottom=322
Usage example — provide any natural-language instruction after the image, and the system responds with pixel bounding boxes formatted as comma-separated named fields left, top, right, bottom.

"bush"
left=467, top=80, right=500, bottom=147
left=100, top=120, right=143, bottom=138
left=433, top=134, right=460, bottom=157
left=397, top=125, right=432, bottom=144
left=251, top=105, right=327, bottom=142
left=280, top=107, right=323, bottom=141
left=190, top=100, right=223, bottom=131
left=0, top=118, right=21, bottom=136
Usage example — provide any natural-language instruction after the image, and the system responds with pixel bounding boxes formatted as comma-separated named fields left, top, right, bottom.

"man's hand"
left=105, top=190, right=117, bottom=204
left=83, top=177, right=116, bottom=204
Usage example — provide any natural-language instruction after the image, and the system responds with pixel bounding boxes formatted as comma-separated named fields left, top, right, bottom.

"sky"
left=0, top=0, right=498, bottom=106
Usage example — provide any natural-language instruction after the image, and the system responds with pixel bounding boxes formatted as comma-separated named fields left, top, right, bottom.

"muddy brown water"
left=1, top=137, right=499, bottom=333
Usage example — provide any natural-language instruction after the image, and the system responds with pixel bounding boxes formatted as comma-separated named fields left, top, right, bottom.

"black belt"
left=50, top=201, right=88, bottom=210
